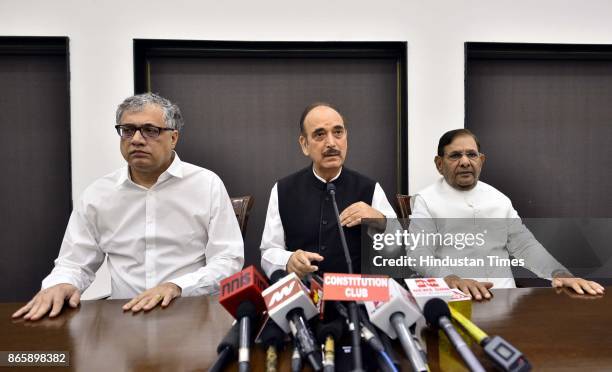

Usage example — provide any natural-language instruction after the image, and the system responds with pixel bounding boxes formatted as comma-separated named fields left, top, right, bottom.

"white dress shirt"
left=260, top=167, right=397, bottom=278
left=42, top=153, right=244, bottom=299
left=409, top=177, right=568, bottom=288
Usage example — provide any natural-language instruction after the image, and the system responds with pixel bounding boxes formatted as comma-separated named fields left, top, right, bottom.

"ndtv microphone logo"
left=415, top=278, right=440, bottom=288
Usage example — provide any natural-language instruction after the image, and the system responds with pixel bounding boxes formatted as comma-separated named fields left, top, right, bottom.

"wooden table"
left=0, top=287, right=610, bottom=371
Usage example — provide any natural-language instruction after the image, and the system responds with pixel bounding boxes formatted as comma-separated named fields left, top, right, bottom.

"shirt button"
left=321, top=220, right=328, bottom=225
left=321, top=245, right=326, bottom=251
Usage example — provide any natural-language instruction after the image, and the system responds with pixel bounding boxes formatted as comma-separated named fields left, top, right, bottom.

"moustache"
left=323, top=149, right=341, bottom=157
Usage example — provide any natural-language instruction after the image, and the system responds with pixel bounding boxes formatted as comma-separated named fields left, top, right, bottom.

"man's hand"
left=122, top=282, right=182, bottom=313
left=286, top=249, right=324, bottom=278
left=551, top=276, right=605, bottom=296
left=12, top=283, right=80, bottom=321
left=339, top=202, right=384, bottom=227
left=444, top=275, right=493, bottom=301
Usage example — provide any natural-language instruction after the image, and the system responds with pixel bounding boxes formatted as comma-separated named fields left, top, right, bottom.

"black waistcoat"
left=277, top=166, right=376, bottom=274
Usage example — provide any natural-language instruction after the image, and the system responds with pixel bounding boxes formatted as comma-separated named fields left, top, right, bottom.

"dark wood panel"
left=466, top=45, right=612, bottom=218
left=138, top=42, right=406, bottom=269
left=0, top=38, right=71, bottom=301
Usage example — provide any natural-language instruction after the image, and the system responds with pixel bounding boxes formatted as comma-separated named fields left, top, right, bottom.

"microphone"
left=326, top=182, right=364, bottom=372
left=357, top=305, right=402, bottom=372
left=325, top=183, right=353, bottom=273
left=365, top=279, right=428, bottom=372
left=219, top=265, right=269, bottom=317
left=449, top=307, right=531, bottom=372
left=424, top=298, right=485, bottom=372
left=263, top=270, right=322, bottom=371
left=334, top=302, right=398, bottom=372
left=291, top=340, right=303, bottom=372
left=334, top=302, right=385, bottom=354
left=209, top=321, right=240, bottom=372
left=315, top=319, right=344, bottom=372
left=219, top=266, right=269, bottom=372
left=236, top=301, right=257, bottom=372
left=258, top=317, right=286, bottom=372
left=356, top=305, right=385, bottom=353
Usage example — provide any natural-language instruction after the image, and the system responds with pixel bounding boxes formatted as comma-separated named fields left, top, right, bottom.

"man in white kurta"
left=409, top=129, right=604, bottom=300
left=13, top=93, right=244, bottom=321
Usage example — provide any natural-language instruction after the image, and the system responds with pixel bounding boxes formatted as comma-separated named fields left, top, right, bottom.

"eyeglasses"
left=444, top=150, right=482, bottom=161
left=115, top=124, right=174, bottom=139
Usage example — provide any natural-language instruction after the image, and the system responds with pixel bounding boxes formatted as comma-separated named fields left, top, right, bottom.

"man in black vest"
left=260, top=102, right=396, bottom=278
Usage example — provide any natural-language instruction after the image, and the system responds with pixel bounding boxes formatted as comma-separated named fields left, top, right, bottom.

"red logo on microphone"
left=263, top=276, right=303, bottom=311
left=415, top=278, right=440, bottom=288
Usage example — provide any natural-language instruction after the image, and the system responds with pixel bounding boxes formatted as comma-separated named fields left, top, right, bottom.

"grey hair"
left=116, top=92, right=184, bottom=131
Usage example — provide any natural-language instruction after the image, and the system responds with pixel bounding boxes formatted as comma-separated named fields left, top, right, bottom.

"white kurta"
left=409, top=178, right=568, bottom=288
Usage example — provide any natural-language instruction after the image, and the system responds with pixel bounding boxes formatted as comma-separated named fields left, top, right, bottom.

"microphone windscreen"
left=423, top=298, right=451, bottom=328
left=236, top=301, right=257, bottom=320
left=260, top=319, right=286, bottom=349
left=315, top=319, right=344, bottom=343
left=217, top=321, right=240, bottom=354
left=326, top=183, right=336, bottom=193
left=270, top=270, right=287, bottom=284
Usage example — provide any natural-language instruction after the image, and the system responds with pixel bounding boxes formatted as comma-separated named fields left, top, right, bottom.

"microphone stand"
left=327, top=183, right=364, bottom=372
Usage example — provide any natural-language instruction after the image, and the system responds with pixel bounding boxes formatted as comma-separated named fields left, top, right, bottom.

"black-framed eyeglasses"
left=444, top=150, right=483, bottom=161
left=115, top=124, right=175, bottom=139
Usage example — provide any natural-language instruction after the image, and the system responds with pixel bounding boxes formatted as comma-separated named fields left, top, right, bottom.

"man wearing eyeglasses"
left=13, top=93, right=244, bottom=321
left=408, top=129, right=604, bottom=300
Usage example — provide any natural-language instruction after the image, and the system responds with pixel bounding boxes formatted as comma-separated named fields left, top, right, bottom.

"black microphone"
left=209, top=321, right=240, bottom=372
left=291, top=339, right=303, bottom=372
left=315, top=319, right=344, bottom=372
left=236, top=301, right=257, bottom=372
left=357, top=305, right=385, bottom=353
left=264, top=270, right=323, bottom=371
left=326, top=182, right=364, bottom=372
left=259, top=318, right=286, bottom=372
left=326, top=183, right=353, bottom=273
left=335, top=302, right=398, bottom=372
left=334, top=302, right=385, bottom=354
left=424, top=298, right=485, bottom=372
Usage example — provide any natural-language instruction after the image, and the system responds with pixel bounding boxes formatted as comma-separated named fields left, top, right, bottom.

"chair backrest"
left=396, top=194, right=411, bottom=219
left=231, top=195, right=254, bottom=238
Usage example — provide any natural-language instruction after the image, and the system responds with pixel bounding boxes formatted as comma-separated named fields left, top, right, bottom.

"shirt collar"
left=116, top=151, right=183, bottom=187
left=312, top=166, right=342, bottom=184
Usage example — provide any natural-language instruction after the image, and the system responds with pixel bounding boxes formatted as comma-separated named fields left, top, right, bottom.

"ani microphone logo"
left=268, top=281, right=297, bottom=307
